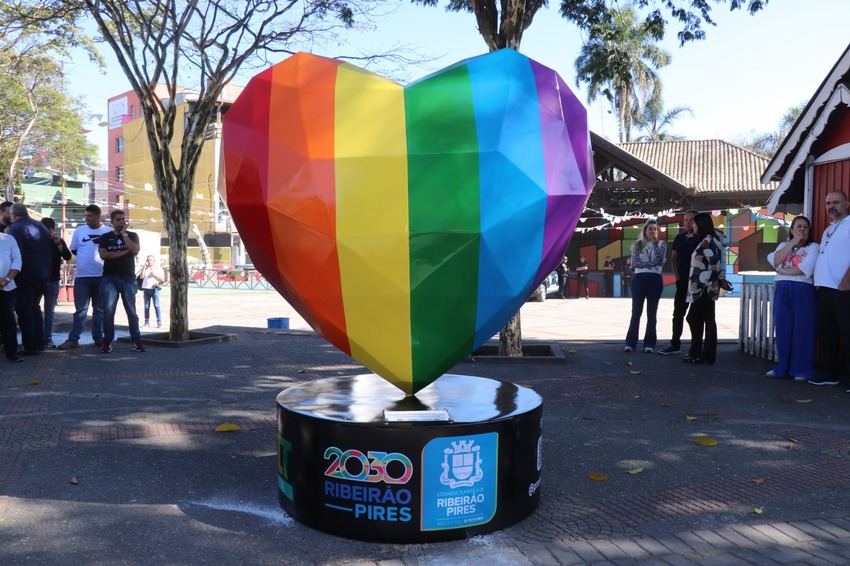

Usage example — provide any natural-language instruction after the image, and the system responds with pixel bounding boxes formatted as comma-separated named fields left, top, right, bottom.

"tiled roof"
left=618, top=139, right=778, bottom=194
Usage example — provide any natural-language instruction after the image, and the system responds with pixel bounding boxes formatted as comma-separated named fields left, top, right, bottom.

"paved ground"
left=2, top=289, right=850, bottom=565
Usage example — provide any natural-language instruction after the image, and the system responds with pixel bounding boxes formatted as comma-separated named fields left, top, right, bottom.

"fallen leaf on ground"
left=29, top=380, right=40, bottom=385
left=794, top=399, right=812, bottom=404
left=627, top=467, right=644, bottom=475
left=691, top=436, right=717, bottom=446
left=603, top=361, right=612, bottom=365
left=297, top=369, right=305, bottom=373
left=753, top=507, right=763, bottom=514
left=661, top=403, right=672, bottom=408
left=629, top=370, right=641, bottom=375
left=567, top=349, right=577, bottom=354
left=69, top=477, right=79, bottom=485
left=215, top=422, right=241, bottom=433
left=752, top=478, right=766, bottom=484
left=686, top=415, right=697, bottom=422
left=626, top=360, right=633, bottom=366
left=587, top=472, right=608, bottom=481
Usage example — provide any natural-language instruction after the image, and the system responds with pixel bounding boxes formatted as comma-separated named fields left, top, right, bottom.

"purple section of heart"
left=530, top=59, right=594, bottom=285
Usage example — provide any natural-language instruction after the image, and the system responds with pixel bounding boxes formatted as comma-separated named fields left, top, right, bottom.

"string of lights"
left=573, top=206, right=792, bottom=233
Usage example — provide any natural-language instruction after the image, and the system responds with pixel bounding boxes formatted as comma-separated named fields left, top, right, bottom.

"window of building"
left=116, top=137, right=124, bottom=153
left=116, top=166, right=124, bottom=182
left=129, top=104, right=135, bottom=118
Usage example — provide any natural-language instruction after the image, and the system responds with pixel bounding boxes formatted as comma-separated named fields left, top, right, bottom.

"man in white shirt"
left=811, top=190, right=850, bottom=389
left=58, top=205, right=113, bottom=350
left=0, top=232, right=22, bottom=361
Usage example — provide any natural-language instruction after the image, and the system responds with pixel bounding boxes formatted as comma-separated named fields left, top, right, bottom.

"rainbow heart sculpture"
left=220, top=50, right=594, bottom=395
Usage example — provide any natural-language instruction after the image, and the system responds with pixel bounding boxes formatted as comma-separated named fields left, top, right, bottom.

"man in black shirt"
left=575, top=255, right=589, bottom=299
left=40, top=217, right=71, bottom=348
left=603, top=255, right=615, bottom=297
left=98, top=210, right=144, bottom=353
left=555, top=255, right=570, bottom=299
left=622, top=257, right=633, bottom=297
left=658, top=210, right=699, bottom=355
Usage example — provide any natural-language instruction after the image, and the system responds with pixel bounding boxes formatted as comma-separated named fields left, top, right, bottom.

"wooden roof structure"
left=589, top=132, right=778, bottom=216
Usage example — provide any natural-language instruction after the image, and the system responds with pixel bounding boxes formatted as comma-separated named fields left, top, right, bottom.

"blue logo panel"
left=421, top=432, right=498, bottom=530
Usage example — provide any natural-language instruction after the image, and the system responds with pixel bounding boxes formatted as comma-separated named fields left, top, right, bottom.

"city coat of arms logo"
left=440, top=439, right=484, bottom=488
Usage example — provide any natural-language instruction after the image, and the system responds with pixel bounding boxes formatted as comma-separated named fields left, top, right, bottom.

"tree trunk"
left=165, top=204, right=191, bottom=341
left=499, top=310, right=522, bottom=357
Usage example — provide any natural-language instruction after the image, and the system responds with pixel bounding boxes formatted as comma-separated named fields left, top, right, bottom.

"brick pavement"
left=0, top=290, right=849, bottom=565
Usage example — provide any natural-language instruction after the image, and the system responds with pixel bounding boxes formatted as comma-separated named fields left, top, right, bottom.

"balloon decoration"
left=220, top=49, right=594, bottom=395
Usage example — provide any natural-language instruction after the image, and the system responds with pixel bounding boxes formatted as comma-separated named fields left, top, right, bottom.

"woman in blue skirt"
left=766, top=216, right=819, bottom=380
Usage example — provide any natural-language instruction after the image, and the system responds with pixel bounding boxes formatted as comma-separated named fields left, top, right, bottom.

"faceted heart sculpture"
left=220, top=50, right=594, bottom=395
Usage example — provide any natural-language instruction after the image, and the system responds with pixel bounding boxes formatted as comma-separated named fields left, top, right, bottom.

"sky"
left=64, top=0, right=850, bottom=166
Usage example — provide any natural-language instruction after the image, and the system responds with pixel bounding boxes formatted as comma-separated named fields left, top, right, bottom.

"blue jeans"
left=143, top=288, right=161, bottom=324
left=625, top=272, right=663, bottom=350
left=101, top=275, right=141, bottom=342
left=69, top=277, right=104, bottom=343
left=43, top=279, right=60, bottom=345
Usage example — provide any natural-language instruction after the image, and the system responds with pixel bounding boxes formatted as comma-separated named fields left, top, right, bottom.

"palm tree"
left=738, top=100, right=807, bottom=157
left=574, top=5, right=671, bottom=142
left=632, top=87, right=693, bottom=141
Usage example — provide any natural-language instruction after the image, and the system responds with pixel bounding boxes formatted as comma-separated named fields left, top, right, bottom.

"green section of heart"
left=405, top=65, right=481, bottom=389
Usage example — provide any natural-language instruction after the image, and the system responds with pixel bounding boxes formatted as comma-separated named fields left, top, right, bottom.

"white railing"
left=739, top=281, right=776, bottom=361
left=189, top=267, right=272, bottom=290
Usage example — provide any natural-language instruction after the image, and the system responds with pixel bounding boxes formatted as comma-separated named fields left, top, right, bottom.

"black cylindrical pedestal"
left=276, top=374, right=542, bottom=543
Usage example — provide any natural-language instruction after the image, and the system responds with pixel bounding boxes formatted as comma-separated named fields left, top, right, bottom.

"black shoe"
left=658, top=345, right=681, bottom=356
left=7, top=356, right=23, bottom=363
left=683, top=355, right=701, bottom=364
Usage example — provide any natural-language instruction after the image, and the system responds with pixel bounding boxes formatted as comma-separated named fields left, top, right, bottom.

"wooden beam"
left=595, top=180, right=662, bottom=189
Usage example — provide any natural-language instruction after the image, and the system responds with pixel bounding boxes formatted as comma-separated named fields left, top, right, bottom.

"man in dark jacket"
left=40, top=217, right=71, bottom=348
left=7, top=203, right=53, bottom=353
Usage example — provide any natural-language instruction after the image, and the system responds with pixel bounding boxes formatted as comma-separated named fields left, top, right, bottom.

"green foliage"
left=558, top=0, right=767, bottom=45
left=736, top=100, right=807, bottom=158
left=410, top=0, right=547, bottom=51
left=632, top=86, right=693, bottom=141
left=411, top=0, right=768, bottom=49
left=0, top=2, right=100, bottom=196
left=574, top=5, right=671, bottom=142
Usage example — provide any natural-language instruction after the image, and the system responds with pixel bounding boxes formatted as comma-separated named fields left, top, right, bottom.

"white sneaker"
left=624, top=346, right=634, bottom=352
left=765, top=369, right=777, bottom=378
left=643, top=347, right=654, bottom=353
left=793, top=376, right=809, bottom=382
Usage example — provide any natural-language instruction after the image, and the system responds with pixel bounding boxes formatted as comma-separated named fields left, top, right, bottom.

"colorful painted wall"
left=560, top=207, right=791, bottom=297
